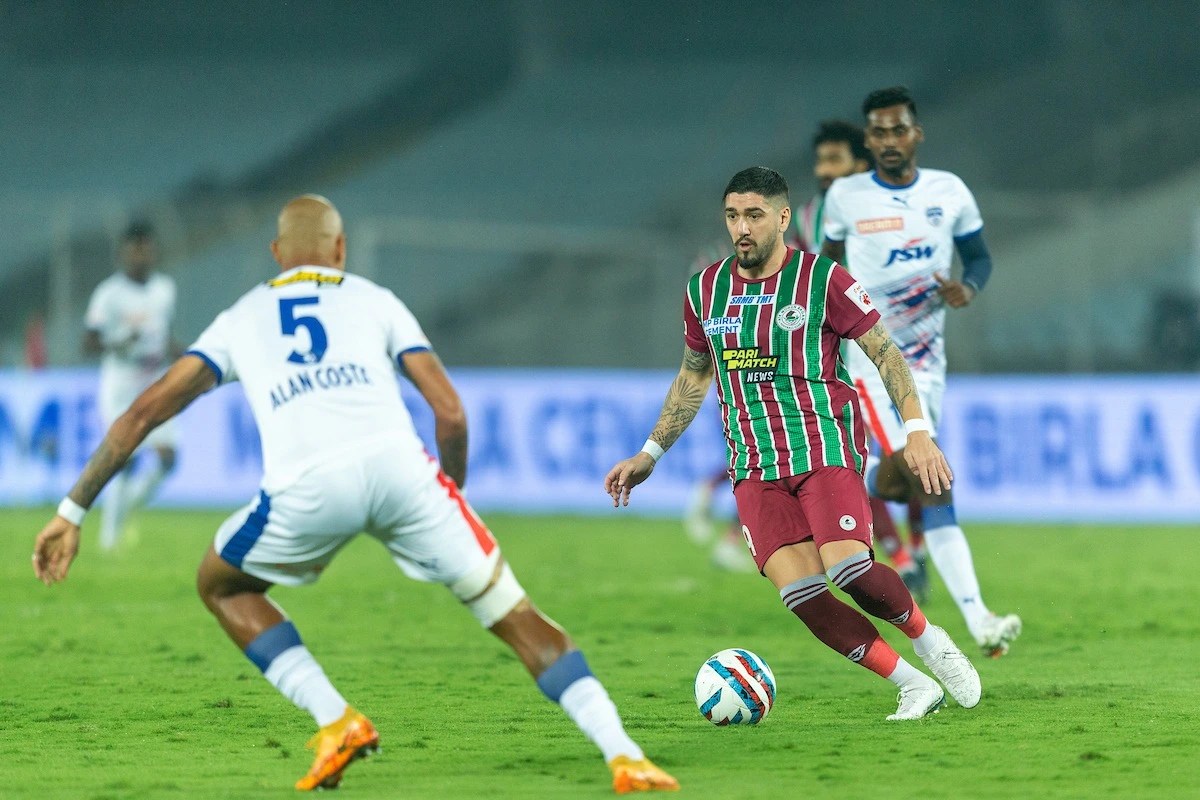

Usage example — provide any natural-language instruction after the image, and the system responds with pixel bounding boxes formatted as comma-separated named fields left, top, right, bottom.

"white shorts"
left=213, top=445, right=499, bottom=588
left=851, top=367, right=945, bottom=455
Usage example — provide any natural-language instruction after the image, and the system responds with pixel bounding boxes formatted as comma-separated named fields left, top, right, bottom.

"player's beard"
left=737, top=230, right=778, bottom=270
left=878, top=151, right=913, bottom=181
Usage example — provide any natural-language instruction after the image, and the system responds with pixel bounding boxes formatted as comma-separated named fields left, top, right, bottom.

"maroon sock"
left=826, top=551, right=928, bottom=638
left=780, top=575, right=900, bottom=678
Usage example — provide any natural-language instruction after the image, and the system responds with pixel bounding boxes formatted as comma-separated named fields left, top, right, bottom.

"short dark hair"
left=122, top=220, right=155, bottom=241
left=812, top=119, right=870, bottom=163
left=723, top=167, right=789, bottom=204
left=862, top=85, right=917, bottom=119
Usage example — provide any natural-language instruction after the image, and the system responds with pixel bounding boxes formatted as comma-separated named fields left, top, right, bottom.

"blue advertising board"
left=0, top=369, right=1196, bottom=522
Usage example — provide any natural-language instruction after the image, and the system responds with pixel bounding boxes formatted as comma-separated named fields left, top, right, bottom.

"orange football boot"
left=609, top=755, right=680, bottom=794
left=294, top=706, right=380, bottom=791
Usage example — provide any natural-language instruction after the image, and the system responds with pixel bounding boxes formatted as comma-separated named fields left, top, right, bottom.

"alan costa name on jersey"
left=269, top=362, right=375, bottom=410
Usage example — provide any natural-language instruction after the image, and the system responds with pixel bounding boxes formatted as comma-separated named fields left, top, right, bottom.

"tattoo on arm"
left=70, top=416, right=145, bottom=508
left=857, top=323, right=920, bottom=419
left=648, top=348, right=713, bottom=451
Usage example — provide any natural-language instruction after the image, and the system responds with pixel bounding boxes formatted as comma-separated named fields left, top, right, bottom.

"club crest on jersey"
left=926, top=206, right=944, bottom=226
left=704, top=316, right=742, bottom=336
left=884, top=237, right=936, bottom=267
left=729, top=293, right=775, bottom=306
left=774, top=304, right=807, bottom=331
left=721, top=347, right=777, bottom=383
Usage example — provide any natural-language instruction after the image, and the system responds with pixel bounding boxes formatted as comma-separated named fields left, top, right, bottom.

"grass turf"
left=2, top=508, right=1196, bottom=799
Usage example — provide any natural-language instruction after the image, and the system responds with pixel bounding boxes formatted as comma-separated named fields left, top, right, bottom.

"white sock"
left=127, top=460, right=168, bottom=510
left=886, top=657, right=927, bottom=689
left=100, top=471, right=131, bottom=550
left=263, top=646, right=348, bottom=727
left=912, top=623, right=939, bottom=657
left=559, top=677, right=643, bottom=763
left=924, top=524, right=990, bottom=636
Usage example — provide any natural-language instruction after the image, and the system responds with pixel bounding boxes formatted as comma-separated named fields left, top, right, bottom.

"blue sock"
left=244, top=620, right=303, bottom=672
left=921, top=505, right=957, bottom=530
left=536, top=650, right=593, bottom=702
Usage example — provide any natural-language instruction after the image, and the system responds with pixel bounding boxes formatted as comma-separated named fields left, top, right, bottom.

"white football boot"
left=919, top=625, right=982, bottom=708
left=975, top=613, right=1023, bottom=658
left=886, top=674, right=945, bottom=721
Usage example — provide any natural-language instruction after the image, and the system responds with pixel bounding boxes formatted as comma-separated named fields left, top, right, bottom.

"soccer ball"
left=694, top=648, right=776, bottom=725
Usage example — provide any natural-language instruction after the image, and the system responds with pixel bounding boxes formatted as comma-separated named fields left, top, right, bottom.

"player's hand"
left=604, top=453, right=656, bottom=507
left=32, top=516, right=81, bottom=586
left=934, top=274, right=975, bottom=308
left=903, top=432, right=953, bottom=496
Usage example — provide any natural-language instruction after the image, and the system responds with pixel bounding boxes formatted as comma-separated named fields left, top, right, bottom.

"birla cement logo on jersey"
left=721, top=347, right=778, bottom=383
left=855, top=217, right=904, bottom=234
left=884, top=237, right=936, bottom=267
left=704, top=316, right=742, bottom=336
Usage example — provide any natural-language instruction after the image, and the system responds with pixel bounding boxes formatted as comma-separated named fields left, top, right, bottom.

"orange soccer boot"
left=609, top=755, right=680, bottom=794
left=294, top=706, right=380, bottom=791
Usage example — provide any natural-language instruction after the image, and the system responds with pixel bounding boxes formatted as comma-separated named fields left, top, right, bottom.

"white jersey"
left=823, top=168, right=982, bottom=378
left=187, top=265, right=432, bottom=493
left=85, top=271, right=177, bottom=411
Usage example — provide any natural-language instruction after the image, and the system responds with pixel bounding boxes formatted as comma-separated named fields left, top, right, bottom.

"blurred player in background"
left=83, top=221, right=179, bottom=550
left=609, top=167, right=981, bottom=721
left=35, top=196, right=678, bottom=795
left=822, top=86, right=1021, bottom=656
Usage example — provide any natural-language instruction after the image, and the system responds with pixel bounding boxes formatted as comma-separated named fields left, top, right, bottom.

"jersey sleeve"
left=821, top=182, right=848, bottom=242
left=186, top=310, right=238, bottom=384
left=952, top=177, right=984, bottom=239
left=383, top=291, right=432, bottom=365
left=84, top=284, right=110, bottom=332
left=683, top=289, right=706, bottom=352
left=825, top=263, right=881, bottom=340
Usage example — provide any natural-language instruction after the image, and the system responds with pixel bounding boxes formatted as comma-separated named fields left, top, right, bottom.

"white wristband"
left=641, top=439, right=666, bottom=463
left=904, top=418, right=933, bottom=436
left=56, top=497, right=87, bottom=526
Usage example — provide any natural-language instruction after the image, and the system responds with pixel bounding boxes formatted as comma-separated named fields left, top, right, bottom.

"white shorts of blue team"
left=212, top=443, right=525, bottom=627
left=850, top=366, right=945, bottom=455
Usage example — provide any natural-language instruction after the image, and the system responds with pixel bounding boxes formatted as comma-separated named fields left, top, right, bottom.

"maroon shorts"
left=732, top=466, right=873, bottom=572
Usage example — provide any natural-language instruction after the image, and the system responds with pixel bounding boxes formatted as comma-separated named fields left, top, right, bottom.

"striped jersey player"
left=607, top=167, right=981, bottom=722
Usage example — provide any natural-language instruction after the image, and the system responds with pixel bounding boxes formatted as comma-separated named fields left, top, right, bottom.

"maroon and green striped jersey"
left=683, top=247, right=881, bottom=482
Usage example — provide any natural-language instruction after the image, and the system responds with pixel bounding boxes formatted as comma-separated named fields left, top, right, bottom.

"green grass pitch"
left=2, top=508, right=1197, bottom=799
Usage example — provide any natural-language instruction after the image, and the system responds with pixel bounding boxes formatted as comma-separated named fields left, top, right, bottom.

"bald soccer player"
left=33, top=195, right=679, bottom=795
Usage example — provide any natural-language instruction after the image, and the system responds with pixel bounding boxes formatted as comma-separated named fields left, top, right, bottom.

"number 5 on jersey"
left=279, top=297, right=328, bottom=364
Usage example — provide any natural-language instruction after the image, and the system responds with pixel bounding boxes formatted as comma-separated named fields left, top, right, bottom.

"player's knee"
left=448, top=552, right=526, bottom=628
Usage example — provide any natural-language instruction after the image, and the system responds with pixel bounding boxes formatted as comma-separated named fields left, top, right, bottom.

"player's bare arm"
left=401, top=349, right=468, bottom=489
left=604, top=347, right=714, bottom=507
left=821, top=239, right=846, bottom=264
left=854, top=322, right=952, bottom=496
left=32, top=355, right=216, bottom=585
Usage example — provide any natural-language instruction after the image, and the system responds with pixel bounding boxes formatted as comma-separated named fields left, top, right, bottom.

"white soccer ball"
left=694, top=648, right=776, bottom=725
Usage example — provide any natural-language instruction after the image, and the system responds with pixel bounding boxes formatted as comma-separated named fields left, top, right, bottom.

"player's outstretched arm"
left=401, top=350, right=468, bottom=489
left=604, top=347, right=713, bottom=508
left=32, top=355, right=216, bottom=585
left=854, top=322, right=952, bottom=496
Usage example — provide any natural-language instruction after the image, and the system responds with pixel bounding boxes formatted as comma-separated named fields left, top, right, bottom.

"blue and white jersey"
left=823, top=168, right=982, bottom=378
left=188, top=265, right=431, bottom=492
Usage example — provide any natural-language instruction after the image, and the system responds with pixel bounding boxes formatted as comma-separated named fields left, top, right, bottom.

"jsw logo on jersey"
left=884, top=237, right=936, bottom=267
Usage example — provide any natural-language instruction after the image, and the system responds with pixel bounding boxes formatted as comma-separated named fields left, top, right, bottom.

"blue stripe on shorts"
left=219, top=490, right=271, bottom=569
